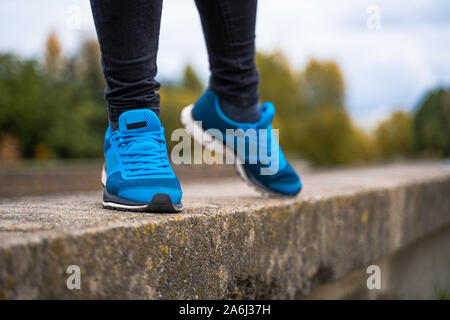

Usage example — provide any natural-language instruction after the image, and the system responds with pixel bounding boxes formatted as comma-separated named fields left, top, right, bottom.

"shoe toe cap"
left=118, top=186, right=183, bottom=205
left=106, top=172, right=183, bottom=205
left=247, top=162, right=302, bottom=196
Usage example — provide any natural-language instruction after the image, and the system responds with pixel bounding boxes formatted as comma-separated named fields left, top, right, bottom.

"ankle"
left=218, top=98, right=260, bottom=123
left=108, top=107, right=160, bottom=130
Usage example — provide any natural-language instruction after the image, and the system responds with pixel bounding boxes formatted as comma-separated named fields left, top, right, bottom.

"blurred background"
left=0, top=0, right=449, bottom=195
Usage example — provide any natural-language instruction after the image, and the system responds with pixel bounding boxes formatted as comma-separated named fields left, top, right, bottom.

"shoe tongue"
left=257, top=102, right=275, bottom=128
left=117, top=109, right=161, bottom=152
left=118, top=109, right=161, bottom=133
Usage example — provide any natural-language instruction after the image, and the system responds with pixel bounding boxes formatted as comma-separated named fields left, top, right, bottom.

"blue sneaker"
left=101, top=109, right=183, bottom=212
left=181, top=89, right=302, bottom=197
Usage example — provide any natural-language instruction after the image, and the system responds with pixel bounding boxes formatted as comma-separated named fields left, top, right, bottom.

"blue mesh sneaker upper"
left=104, top=109, right=182, bottom=204
left=192, top=89, right=302, bottom=196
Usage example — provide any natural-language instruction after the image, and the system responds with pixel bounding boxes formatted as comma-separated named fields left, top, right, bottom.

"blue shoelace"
left=112, top=130, right=172, bottom=177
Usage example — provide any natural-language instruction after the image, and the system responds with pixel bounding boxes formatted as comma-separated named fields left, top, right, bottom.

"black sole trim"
left=103, top=189, right=183, bottom=213
left=238, top=163, right=301, bottom=198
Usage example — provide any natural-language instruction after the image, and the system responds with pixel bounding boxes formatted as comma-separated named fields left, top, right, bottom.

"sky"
left=1, top=0, right=450, bottom=129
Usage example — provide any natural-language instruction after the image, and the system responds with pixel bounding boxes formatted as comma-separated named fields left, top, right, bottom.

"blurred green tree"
left=45, top=31, right=62, bottom=75
left=3, top=35, right=432, bottom=166
left=296, top=107, right=372, bottom=165
left=74, top=39, right=105, bottom=99
left=181, top=64, right=204, bottom=94
left=256, top=51, right=371, bottom=165
left=302, top=59, right=345, bottom=109
left=413, top=88, right=450, bottom=157
left=0, top=33, right=108, bottom=160
left=256, top=52, right=304, bottom=152
left=375, top=111, right=414, bottom=159
left=0, top=54, right=47, bottom=157
left=159, top=86, right=198, bottom=158
left=256, top=51, right=303, bottom=116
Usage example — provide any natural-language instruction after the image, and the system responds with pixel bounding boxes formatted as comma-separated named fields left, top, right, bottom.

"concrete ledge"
left=0, top=162, right=450, bottom=299
left=0, top=162, right=237, bottom=197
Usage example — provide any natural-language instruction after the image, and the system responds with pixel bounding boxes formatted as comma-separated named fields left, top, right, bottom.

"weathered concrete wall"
left=0, top=163, right=449, bottom=299
left=306, top=224, right=450, bottom=299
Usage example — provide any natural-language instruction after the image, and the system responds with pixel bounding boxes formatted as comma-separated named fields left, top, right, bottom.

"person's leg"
left=182, top=0, right=301, bottom=197
left=194, top=0, right=260, bottom=123
left=90, top=0, right=162, bottom=128
left=90, top=0, right=183, bottom=212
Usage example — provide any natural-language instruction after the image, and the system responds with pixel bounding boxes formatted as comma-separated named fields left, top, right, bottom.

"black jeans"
left=90, top=0, right=259, bottom=123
